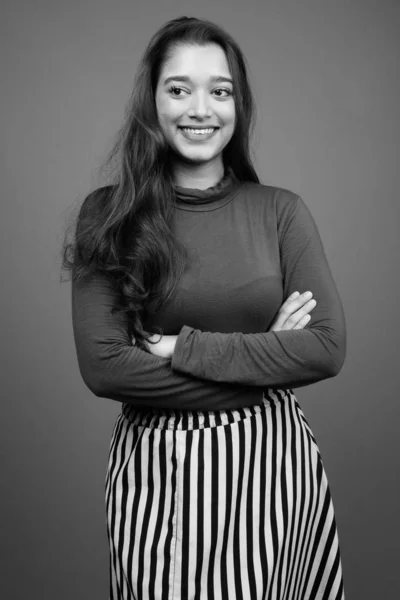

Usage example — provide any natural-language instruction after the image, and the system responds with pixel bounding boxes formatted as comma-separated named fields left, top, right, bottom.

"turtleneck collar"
left=173, top=166, right=241, bottom=212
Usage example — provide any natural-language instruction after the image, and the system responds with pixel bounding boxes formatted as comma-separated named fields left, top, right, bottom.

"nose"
left=187, top=91, right=212, bottom=119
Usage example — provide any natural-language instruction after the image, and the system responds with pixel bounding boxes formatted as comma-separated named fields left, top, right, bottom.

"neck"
left=171, top=158, right=225, bottom=190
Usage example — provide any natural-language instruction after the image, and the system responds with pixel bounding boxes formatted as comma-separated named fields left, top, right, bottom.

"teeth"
left=181, top=128, right=215, bottom=135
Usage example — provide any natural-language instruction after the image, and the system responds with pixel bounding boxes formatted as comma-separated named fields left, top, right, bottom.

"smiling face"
left=155, top=43, right=236, bottom=175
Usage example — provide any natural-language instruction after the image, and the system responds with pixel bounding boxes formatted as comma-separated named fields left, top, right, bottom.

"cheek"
left=219, top=102, right=235, bottom=124
left=159, top=105, right=181, bottom=128
left=155, top=95, right=174, bottom=121
left=156, top=111, right=173, bottom=135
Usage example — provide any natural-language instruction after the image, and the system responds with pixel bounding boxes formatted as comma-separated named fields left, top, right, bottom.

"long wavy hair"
left=61, top=16, right=260, bottom=351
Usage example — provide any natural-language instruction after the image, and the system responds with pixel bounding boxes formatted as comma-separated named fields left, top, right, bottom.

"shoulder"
left=78, top=185, right=115, bottom=219
left=236, top=181, right=318, bottom=238
left=239, top=180, right=299, bottom=202
left=237, top=180, right=303, bottom=217
left=82, top=184, right=115, bottom=207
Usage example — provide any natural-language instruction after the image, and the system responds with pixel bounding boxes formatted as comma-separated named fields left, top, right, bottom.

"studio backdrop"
left=1, top=1, right=399, bottom=599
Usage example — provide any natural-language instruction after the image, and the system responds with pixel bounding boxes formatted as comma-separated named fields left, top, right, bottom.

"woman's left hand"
left=145, top=333, right=178, bottom=359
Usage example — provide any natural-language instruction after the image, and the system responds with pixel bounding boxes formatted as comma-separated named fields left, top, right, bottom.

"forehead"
left=160, top=43, right=231, bottom=79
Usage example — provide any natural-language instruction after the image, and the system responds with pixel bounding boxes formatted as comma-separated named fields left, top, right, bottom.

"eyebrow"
left=163, top=75, right=233, bottom=85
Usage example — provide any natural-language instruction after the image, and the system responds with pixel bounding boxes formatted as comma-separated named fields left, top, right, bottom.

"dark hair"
left=61, top=16, right=259, bottom=351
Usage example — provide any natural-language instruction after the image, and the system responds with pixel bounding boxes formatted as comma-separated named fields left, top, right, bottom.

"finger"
left=276, top=291, right=313, bottom=327
left=148, top=333, right=162, bottom=343
left=287, top=291, right=300, bottom=302
left=293, top=314, right=311, bottom=330
left=271, top=291, right=304, bottom=330
left=283, top=298, right=317, bottom=329
left=282, top=291, right=313, bottom=313
left=280, top=291, right=300, bottom=311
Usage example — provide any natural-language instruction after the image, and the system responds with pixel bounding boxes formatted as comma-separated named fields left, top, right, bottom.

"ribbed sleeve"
left=170, top=194, right=346, bottom=388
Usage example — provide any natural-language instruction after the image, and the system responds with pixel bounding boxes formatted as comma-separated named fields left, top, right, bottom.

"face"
left=155, top=43, right=236, bottom=167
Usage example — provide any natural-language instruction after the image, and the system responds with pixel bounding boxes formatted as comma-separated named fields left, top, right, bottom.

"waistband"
left=121, top=388, right=293, bottom=431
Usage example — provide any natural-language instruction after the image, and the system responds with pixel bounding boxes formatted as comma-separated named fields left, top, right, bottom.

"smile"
left=178, top=127, right=219, bottom=140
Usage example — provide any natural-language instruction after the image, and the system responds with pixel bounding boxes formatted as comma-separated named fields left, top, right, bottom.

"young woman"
left=64, top=16, right=346, bottom=600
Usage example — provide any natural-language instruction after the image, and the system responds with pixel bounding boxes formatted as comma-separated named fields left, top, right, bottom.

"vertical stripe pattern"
left=105, top=389, right=345, bottom=600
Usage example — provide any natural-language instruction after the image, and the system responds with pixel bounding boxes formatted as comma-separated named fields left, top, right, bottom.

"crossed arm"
left=144, top=196, right=346, bottom=388
left=72, top=194, right=346, bottom=407
left=144, top=290, right=317, bottom=358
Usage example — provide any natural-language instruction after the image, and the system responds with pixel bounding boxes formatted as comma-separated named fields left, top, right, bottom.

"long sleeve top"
left=72, top=168, right=346, bottom=411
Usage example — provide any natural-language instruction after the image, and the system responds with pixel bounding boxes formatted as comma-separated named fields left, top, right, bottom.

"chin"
left=177, top=147, right=220, bottom=162
left=183, top=155, right=219, bottom=166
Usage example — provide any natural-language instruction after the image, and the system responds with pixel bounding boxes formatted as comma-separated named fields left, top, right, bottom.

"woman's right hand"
left=269, top=291, right=317, bottom=332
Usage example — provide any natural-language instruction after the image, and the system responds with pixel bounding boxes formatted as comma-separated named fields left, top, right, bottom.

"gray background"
left=1, top=0, right=399, bottom=598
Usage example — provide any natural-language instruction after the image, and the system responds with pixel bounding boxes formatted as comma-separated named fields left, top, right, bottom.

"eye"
left=213, top=88, right=232, bottom=97
left=167, top=86, right=233, bottom=98
left=167, top=86, right=186, bottom=97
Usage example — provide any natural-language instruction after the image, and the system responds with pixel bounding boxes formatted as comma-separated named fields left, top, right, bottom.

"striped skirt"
left=105, top=388, right=345, bottom=600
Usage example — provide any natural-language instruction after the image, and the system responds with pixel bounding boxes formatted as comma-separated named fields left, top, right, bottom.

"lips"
left=178, top=126, right=219, bottom=131
left=178, top=127, right=219, bottom=142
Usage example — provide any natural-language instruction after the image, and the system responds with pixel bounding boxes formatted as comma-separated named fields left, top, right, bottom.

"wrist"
left=170, top=335, right=178, bottom=358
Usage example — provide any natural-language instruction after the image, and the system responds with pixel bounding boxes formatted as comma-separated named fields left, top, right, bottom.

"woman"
left=64, top=16, right=346, bottom=600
